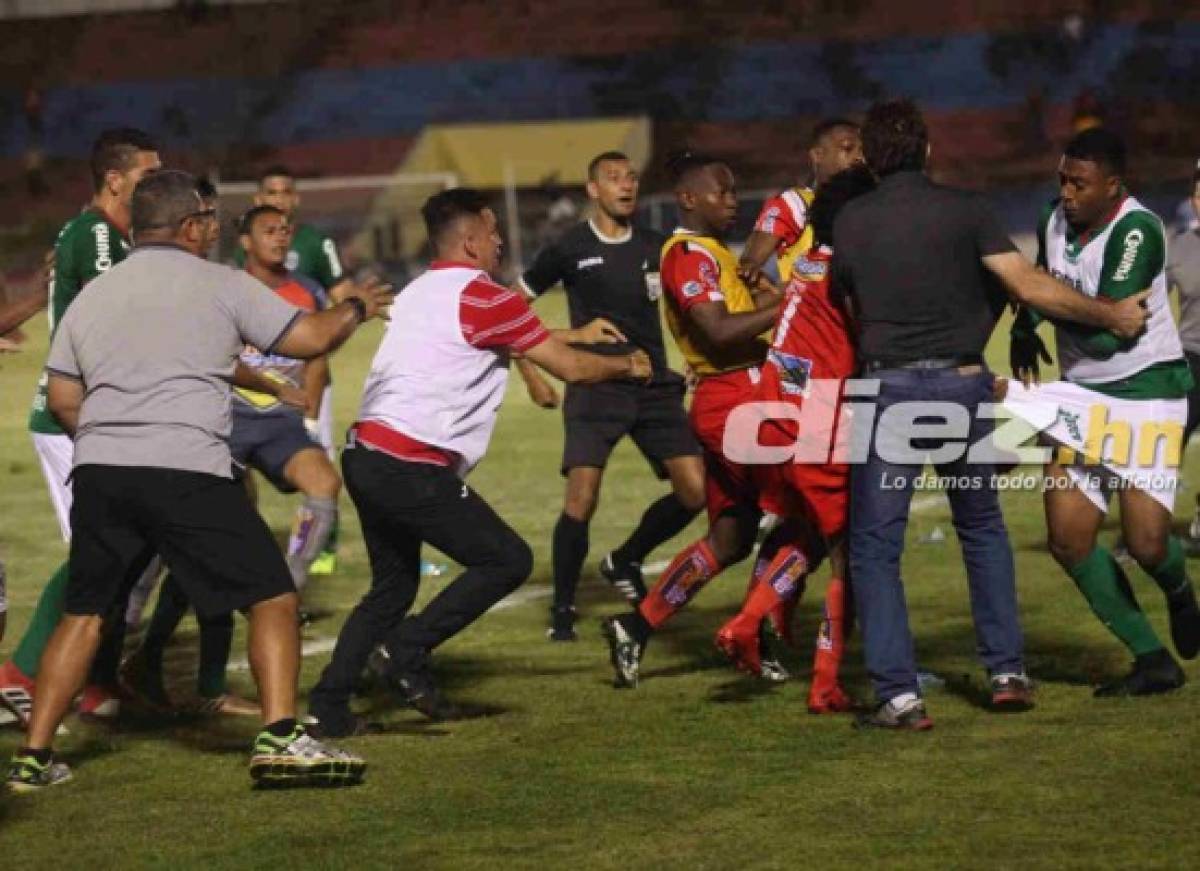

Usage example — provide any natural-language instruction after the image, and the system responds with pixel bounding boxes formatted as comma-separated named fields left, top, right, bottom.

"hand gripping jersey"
left=235, top=276, right=320, bottom=411
left=1043, top=195, right=1182, bottom=384
left=753, top=248, right=854, bottom=536
left=753, top=186, right=815, bottom=283
left=660, top=230, right=769, bottom=377
left=30, top=208, right=130, bottom=434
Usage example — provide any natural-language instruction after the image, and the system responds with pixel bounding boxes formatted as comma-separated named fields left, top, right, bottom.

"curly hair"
left=861, top=99, right=928, bottom=177
left=810, top=164, right=877, bottom=248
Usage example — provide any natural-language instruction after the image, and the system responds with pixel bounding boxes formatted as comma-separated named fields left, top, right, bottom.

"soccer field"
left=1, top=296, right=1198, bottom=869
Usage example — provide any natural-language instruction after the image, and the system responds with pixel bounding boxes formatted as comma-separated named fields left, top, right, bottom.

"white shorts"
left=31, top=431, right=74, bottom=541
left=1003, top=380, right=1186, bottom=514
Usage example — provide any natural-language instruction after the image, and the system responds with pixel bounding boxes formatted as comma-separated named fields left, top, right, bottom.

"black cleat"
left=547, top=606, right=578, bottom=642
left=601, top=614, right=644, bottom=688
left=1166, top=583, right=1200, bottom=661
left=757, top=621, right=790, bottom=683
left=303, top=711, right=381, bottom=740
left=392, top=666, right=460, bottom=721
left=1094, top=649, right=1186, bottom=698
left=599, top=554, right=647, bottom=604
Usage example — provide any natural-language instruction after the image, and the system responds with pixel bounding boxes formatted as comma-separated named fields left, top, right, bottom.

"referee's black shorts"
left=561, top=372, right=700, bottom=478
left=65, top=465, right=295, bottom=619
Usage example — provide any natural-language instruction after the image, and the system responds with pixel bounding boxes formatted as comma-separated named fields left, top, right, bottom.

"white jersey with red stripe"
left=357, top=261, right=548, bottom=477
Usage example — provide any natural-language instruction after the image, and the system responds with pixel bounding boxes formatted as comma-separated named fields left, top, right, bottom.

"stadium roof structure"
left=0, top=0, right=274, bottom=18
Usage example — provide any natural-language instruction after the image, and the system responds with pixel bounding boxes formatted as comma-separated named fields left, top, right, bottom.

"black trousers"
left=309, top=446, right=532, bottom=717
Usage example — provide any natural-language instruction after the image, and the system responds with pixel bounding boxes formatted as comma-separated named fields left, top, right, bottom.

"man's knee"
left=563, top=471, right=601, bottom=521
left=1125, top=531, right=1168, bottom=571
left=500, top=536, right=535, bottom=589
left=1047, top=534, right=1090, bottom=569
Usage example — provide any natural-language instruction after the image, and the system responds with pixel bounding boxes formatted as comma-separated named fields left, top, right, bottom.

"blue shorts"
left=229, top=402, right=320, bottom=492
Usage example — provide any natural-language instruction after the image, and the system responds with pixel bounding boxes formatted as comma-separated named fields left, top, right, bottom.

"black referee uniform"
left=521, top=219, right=700, bottom=632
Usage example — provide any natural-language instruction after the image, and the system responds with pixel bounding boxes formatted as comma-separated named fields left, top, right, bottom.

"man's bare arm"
left=984, top=251, right=1148, bottom=339
left=0, top=287, right=49, bottom=336
left=46, top=374, right=84, bottom=437
left=686, top=299, right=780, bottom=349
left=274, top=279, right=395, bottom=359
left=523, top=335, right=651, bottom=385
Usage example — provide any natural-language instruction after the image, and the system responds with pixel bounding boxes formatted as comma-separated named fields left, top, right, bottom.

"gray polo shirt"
left=46, top=244, right=302, bottom=477
left=1168, top=228, right=1200, bottom=355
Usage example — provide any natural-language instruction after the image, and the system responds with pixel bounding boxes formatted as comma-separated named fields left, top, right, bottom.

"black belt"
left=860, top=354, right=983, bottom=374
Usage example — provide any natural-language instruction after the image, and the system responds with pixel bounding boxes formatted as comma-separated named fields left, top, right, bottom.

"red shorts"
left=752, top=408, right=849, bottom=540
left=690, top=369, right=760, bottom=522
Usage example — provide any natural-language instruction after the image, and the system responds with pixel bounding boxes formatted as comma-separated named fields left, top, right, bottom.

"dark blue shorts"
left=229, top=402, right=320, bottom=492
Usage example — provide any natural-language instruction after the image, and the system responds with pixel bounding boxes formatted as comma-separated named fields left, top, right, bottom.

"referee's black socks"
left=552, top=513, right=590, bottom=609
left=612, top=494, right=699, bottom=569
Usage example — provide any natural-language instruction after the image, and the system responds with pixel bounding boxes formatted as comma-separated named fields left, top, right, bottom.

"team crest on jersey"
left=285, top=250, right=300, bottom=271
left=768, top=349, right=813, bottom=397
left=645, top=271, right=662, bottom=301
left=682, top=280, right=702, bottom=299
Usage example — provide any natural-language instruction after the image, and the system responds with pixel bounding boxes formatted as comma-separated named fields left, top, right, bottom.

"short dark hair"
left=810, top=118, right=859, bottom=148
left=195, top=176, right=218, bottom=202
left=861, top=100, right=928, bottom=177
left=587, top=150, right=630, bottom=180
left=131, top=169, right=200, bottom=236
left=1063, top=127, right=1127, bottom=177
left=238, top=204, right=286, bottom=236
left=421, top=188, right=491, bottom=250
left=810, top=164, right=878, bottom=248
left=665, top=150, right=726, bottom=187
left=90, top=127, right=156, bottom=192
left=258, top=164, right=294, bottom=186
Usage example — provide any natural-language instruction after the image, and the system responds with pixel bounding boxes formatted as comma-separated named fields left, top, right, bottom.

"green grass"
left=1, top=297, right=1199, bottom=868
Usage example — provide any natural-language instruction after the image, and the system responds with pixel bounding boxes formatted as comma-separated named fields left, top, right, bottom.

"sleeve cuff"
left=45, top=367, right=82, bottom=383
left=517, top=276, right=540, bottom=301
left=264, top=310, right=304, bottom=355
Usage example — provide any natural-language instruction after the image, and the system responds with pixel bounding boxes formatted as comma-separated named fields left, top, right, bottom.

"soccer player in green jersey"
left=0, top=129, right=160, bottom=728
left=238, top=165, right=345, bottom=574
left=1008, top=128, right=1200, bottom=696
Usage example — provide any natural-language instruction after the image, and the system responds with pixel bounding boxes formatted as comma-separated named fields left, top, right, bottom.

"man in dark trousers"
left=518, top=151, right=705, bottom=641
left=7, top=170, right=393, bottom=791
left=834, top=100, right=1151, bottom=730
left=305, top=188, right=652, bottom=737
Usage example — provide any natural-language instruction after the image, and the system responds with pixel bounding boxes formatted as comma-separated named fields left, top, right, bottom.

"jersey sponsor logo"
left=1049, top=267, right=1085, bottom=294
left=285, top=250, right=300, bottom=271
left=767, top=349, right=813, bottom=397
left=576, top=256, right=604, bottom=270
left=698, top=259, right=719, bottom=295
left=793, top=258, right=828, bottom=279
left=682, top=280, right=703, bottom=299
left=645, top=271, right=662, bottom=301
left=1112, top=228, right=1145, bottom=282
left=322, top=238, right=343, bottom=279
left=92, top=223, right=113, bottom=272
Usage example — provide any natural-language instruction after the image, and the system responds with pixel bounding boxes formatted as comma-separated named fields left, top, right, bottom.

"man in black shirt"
left=519, top=151, right=704, bottom=640
left=834, top=101, right=1150, bottom=729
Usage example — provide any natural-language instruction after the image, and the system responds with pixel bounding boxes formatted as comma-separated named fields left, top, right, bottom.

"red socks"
left=638, top=539, right=720, bottom=629
left=810, top=577, right=846, bottom=695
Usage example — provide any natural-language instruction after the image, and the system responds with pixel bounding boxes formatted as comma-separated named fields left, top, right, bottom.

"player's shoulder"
left=1112, top=202, right=1164, bottom=239
left=59, top=208, right=111, bottom=245
left=461, top=271, right=517, bottom=305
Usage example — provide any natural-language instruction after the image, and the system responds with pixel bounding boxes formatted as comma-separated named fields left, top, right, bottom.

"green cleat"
left=6, top=751, right=73, bottom=793
left=308, top=550, right=337, bottom=576
left=249, top=724, right=365, bottom=788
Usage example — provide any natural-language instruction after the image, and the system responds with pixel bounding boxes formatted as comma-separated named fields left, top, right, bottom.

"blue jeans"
left=848, top=368, right=1023, bottom=703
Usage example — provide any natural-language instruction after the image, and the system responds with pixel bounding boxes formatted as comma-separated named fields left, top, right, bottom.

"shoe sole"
left=600, top=619, right=639, bottom=689
left=990, top=691, right=1035, bottom=712
left=250, top=756, right=366, bottom=787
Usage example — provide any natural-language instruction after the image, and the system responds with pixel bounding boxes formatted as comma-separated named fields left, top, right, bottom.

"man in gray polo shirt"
left=1171, top=163, right=1200, bottom=545
left=7, top=170, right=393, bottom=792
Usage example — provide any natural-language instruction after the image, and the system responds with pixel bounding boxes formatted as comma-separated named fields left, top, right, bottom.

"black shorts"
left=229, top=403, right=320, bottom=492
left=65, top=465, right=295, bottom=619
left=561, top=374, right=700, bottom=477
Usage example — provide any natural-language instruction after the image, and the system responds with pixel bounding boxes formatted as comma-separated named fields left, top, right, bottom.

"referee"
left=7, top=170, right=391, bottom=791
left=834, top=101, right=1151, bottom=730
left=518, top=151, right=705, bottom=641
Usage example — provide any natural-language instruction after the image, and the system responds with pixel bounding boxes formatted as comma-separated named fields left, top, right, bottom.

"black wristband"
left=344, top=297, right=368, bottom=324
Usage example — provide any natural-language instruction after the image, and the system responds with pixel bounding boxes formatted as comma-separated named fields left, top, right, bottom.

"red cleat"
left=0, top=660, right=36, bottom=729
left=807, top=684, right=854, bottom=715
left=715, top=619, right=762, bottom=677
